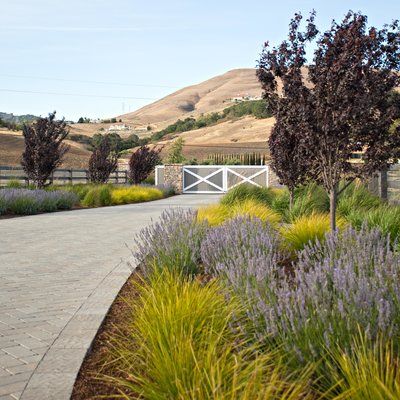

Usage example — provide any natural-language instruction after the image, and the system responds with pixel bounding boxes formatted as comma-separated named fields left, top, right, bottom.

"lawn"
left=72, top=182, right=400, bottom=399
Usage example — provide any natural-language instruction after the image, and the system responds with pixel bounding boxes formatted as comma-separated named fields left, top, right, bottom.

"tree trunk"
left=329, top=185, right=338, bottom=231
left=289, top=189, right=294, bottom=211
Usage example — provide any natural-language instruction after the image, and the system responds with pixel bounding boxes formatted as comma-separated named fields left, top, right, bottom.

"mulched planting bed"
left=72, top=273, right=140, bottom=400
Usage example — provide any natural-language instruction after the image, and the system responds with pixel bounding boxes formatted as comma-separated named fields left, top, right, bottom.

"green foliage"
left=337, top=181, right=382, bottom=218
left=81, top=185, right=112, bottom=207
left=90, top=132, right=139, bottom=153
left=165, top=137, right=186, bottom=163
left=107, top=271, right=311, bottom=400
left=221, top=184, right=275, bottom=206
left=6, top=180, right=23, bottom=188
left=150, top=100, right=271, bottom=141
left=7, top=197, right=39, bottom=215
left=346, top=205, right=400, bottom=243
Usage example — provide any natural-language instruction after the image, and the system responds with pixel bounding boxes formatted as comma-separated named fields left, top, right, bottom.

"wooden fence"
left=0, top=166, right=128, bottom=186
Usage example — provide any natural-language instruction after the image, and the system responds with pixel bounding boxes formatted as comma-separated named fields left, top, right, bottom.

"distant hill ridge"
left=0, top=112, right=38, bottom=124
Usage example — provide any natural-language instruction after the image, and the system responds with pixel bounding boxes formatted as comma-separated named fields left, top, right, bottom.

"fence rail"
left=0, top=166, right=128, bottom=186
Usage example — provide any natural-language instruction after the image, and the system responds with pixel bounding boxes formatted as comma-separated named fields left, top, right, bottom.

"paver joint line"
left=0, top=195, right=220, bottom=399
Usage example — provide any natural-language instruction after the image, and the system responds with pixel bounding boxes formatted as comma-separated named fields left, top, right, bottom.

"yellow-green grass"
left=197, top=199, right=281, bottom=227
left=111, top=186, right=164, bottom=205
left=106, top=271, right=313, bottom=399
left=324, top=334, right=400, bottom=400
left=280, top=213, right=347, bottom=252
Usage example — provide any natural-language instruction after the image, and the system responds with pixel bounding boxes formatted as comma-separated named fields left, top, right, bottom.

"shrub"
left=222, top=227, right=400, bottom=375
left=220, top=184, right=275, bottom=207
left=111, top=186, right=163, bottom=205
left=50, top=184, right=93, bottom=201
left=0, top=197, right=6, bottom=215
left=198, top=199, right=281, bottom=227
left=7, top=195, right=39, bottom=215
left=0, top=188, right=78, bottom=215
left=107, top=271, right=311, bottom=399
left=346, top=205, right=400, bottom=243
left=280, top=213, right=346, bottom=252
left=82, top=185, right=112, bottom=207
left=201, top=216, right=286, bottom=277
left=134, top=208, right=206, bottom=276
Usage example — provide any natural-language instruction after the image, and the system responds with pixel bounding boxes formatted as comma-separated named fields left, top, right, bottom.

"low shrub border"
left=0, top=183, right=175, bottom=217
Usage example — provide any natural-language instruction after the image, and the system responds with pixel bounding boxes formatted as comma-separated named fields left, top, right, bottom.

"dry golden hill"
left=118, top=68, right=262, bottom=130
left=0, top=130, right=92, bottom=168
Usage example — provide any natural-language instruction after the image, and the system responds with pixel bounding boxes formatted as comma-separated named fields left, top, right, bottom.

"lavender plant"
left=0, top=188, right=78, bottom=215
left=134, top=208, right=207, bottom=276
left=217, top=225, right=400, bottom=369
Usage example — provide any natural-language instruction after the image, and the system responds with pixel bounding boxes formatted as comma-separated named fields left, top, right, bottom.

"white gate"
left=182, top=165, right=269, bottom=194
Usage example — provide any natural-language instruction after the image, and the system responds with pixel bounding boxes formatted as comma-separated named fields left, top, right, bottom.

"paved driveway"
left=0, top=194, right=220, bottom=399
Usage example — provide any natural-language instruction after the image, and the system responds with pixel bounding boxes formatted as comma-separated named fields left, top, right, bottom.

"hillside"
left=119, top=68, right=263, bottom=130
left=0, top=130, right=91, bottom=168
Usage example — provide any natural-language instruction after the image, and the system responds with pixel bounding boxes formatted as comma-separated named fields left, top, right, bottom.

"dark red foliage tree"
left=258, top=11, right=400, bottom=229
left=21, top=111, right=70, bottom=188
left=87, top=136, right=118, bottom=183
left=257, top=12, right=318, bottom=208
left=128, top=145, right=162, bottom=184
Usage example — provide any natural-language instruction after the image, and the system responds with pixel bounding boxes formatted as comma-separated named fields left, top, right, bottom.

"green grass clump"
left=337, top=181, right=381, bottom=218
left=198, top=199, right=281, bottom=226
left=81, top=185, right=112, bottom=207
left=111, top=186, right=163, bottom=205
left=107, top=271, right=312, bottom=399
left=6, top=179, right=23, bottom=188
left=346, top=205, right=400, bottom=242
left=220, top=184, right=275, bottom=207
left=281, top=213, right=346, bottom=252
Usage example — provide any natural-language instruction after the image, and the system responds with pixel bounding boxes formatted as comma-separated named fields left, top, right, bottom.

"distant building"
left=108, top=124, right=132, bottom=131
left=231, top=94, right=262, bottom=102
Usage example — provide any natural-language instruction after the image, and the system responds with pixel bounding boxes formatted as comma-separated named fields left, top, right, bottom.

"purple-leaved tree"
left=258, top=11, right=400, bottom=229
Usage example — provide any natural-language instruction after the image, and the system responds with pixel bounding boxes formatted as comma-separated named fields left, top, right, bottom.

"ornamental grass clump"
left=337, top=181, right=381, bottom=218
left=198, top=199, right=281, bottom=227
left=324, top=334, right=400, bottom=400
left=107, top=271, right=313, bottom=400
left=280, top=213, right=346, bottom=252
left=134, top=208, right=206, bottom=276
left=346, top=205, right=400, bottom=243
left=220, top=184, right=275, bottom=207
left=82, top=185, right=112, bottom=207
left=111, top=186, right=163, bottom=205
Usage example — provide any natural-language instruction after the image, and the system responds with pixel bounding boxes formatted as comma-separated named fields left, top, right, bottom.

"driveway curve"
left=0, top=194, right=219, bottom=400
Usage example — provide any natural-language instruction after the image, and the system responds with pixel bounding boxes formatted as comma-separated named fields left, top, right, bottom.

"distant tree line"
left=150, top=100, right=271, bottom=141
left=69, top=132, right=148, bottom=153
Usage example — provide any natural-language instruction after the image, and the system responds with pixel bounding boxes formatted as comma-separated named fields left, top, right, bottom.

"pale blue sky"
left=1, top=0, right=399, bottom=121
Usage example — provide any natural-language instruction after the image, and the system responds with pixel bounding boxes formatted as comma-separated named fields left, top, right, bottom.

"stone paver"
left=0, top=194, right=219, bottom=399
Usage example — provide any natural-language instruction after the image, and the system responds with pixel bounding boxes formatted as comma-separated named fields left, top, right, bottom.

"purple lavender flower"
left=134, top=208, right=206, bottom=276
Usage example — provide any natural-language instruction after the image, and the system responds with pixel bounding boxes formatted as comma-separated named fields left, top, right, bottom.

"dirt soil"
left=71, top=273, right=140, bottom=400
